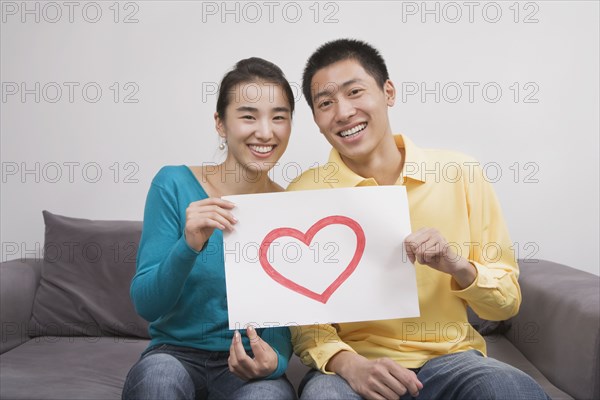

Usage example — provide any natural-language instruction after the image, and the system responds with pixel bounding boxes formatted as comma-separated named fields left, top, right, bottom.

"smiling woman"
left=212, top=78, right=293, bottom=188
left=121, top=58, right=297, bottom=400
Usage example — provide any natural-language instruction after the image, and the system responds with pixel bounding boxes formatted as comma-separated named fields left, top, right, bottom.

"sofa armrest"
left=0, top=258, right=42, bottom=354
left=507, top=259, right=599, bottom=400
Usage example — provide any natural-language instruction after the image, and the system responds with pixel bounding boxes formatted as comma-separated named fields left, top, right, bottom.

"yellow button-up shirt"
left=287, top=135, right=520, bottom=371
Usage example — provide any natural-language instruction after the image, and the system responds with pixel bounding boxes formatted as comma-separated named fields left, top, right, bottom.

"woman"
left=122, top=58, right=296, bottom=400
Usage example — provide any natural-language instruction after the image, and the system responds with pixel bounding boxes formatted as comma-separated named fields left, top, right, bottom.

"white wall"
left=1, top=1, right=598, bottom=275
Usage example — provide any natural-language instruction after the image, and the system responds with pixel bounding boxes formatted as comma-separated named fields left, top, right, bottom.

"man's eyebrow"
left=312, top=79, right=363, bottom=103
left=273, top=106, right=291, bottom=113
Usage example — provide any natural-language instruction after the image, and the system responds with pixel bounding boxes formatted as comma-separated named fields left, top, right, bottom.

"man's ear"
left=384, top=79, right=396, bottom=107
left=214, top=112, right=226, bottom=138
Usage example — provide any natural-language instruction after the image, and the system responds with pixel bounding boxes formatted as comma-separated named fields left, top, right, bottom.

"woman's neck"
left=203, top=162, right=276, bottom=197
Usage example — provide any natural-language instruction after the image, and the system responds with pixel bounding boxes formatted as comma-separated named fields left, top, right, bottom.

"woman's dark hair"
left=216, top=57, right=295, bottom=118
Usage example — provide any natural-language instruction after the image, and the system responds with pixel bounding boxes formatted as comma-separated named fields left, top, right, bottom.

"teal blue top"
left=131, top=165, right=291, bottom=379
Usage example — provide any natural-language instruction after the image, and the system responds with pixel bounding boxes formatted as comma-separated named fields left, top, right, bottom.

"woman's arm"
left=260, top=325, right=292, bottom=379
left=228, top=326, right=292, bottom=380
left=130, top=177, right=200, bottom=322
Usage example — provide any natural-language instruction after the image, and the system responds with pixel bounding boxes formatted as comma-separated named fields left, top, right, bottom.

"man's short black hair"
left=302, top=38, right=390, bottom=112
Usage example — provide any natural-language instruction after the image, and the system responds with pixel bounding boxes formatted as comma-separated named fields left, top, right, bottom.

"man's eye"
left=242, top=115, right=254, bottom=120
left=319, top=100, right=332, bottom=108
left=273, top=115, right=287, bottom=120
left=349, top=88, right=362, bottom=96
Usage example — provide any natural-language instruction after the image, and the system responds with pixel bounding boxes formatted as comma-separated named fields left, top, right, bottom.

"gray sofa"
left=1, top=211, right=598, bottom=400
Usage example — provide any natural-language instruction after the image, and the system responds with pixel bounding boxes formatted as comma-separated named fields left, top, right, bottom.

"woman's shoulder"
left=151, top=165, right=193, bottom=188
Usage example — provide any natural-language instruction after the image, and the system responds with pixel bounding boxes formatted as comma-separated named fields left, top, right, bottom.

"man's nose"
left=335, top=98, right=357, bottom=122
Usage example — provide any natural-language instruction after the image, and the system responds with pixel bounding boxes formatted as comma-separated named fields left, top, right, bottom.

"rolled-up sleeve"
left=290, top=324, right=357, bottom=374
left=452, top=162, right=521, bottom=321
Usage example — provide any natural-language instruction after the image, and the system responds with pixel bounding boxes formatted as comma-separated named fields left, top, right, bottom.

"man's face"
left=310, top=59, right=395, bottom=162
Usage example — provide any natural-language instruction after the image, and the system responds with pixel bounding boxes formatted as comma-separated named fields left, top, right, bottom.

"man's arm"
left=406, top=161, right=520, bottom=321
left=458, top=161, right=520, bottom=320
left=291, top=324, right=422, bottom=399
left=291, top=323, right=355, bottom=372
left=327, top=351, right=423, bottom=399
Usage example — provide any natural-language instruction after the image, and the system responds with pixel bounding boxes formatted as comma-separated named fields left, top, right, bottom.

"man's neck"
left=340, top=134, right=404, bottom=186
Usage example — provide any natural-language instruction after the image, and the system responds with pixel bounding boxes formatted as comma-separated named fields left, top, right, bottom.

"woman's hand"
left=228, top=326, right=278, bottom=380
left=184, top=198, right=236, bottom=251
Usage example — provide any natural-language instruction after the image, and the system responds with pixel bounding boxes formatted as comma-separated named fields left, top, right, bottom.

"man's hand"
left=327, top=351, right=422, bottom=400
left=228, top=326, right=278, bottom=380
left=404, top=228, right=477, bottom=288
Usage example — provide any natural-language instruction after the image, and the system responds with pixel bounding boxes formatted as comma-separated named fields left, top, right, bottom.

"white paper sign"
left=222, top=186, right=420, bottom=329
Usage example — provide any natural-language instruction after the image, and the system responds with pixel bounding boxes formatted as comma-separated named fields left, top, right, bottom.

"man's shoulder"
left=286, top=165, right=336, bottom=191
left=421, top=147, right=478, bottom=164
left=398, top=134, right=478, bottom=165
left=404, top=145, right=489, bottom=185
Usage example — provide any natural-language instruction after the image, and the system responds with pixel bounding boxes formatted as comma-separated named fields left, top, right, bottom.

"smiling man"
left=287, top=39, right=549, bottom=400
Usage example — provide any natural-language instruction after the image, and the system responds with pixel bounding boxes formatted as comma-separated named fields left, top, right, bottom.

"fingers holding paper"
left=184, top=198, right=237, bottom=251
left=404, top=228, right=476, bottom=288
left=228, top=326, right=278, bottom=380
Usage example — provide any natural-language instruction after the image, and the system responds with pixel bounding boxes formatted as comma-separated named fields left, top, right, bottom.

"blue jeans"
left=299, top=350, right=550, bottom=400
left=122, top=344, right=296, bottom=400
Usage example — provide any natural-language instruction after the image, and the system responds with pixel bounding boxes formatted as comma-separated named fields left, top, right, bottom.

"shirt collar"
left=326, top=134, right=427, bottom=187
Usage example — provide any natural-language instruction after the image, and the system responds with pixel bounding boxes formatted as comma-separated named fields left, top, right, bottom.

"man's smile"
left=338, top=122, right=367, bottom=138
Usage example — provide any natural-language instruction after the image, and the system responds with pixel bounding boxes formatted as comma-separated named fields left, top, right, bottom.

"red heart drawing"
left=259, top=215, right=366, bottom=304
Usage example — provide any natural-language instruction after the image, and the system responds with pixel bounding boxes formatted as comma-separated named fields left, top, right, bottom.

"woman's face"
left=216, top=81, right=292, bottom=177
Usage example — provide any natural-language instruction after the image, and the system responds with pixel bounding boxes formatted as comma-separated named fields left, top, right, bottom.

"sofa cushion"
left=465, top=259, right=539, bottom=336
left=508, top=260, right=600, bottom=400
left=467, top=306, right=512, bottom=335
left=0, top=259, right=42, bottom=354
left=0, top=336, right=149, bottom=399
left=28, top=211, right=149, bottom=338
left=485, top=334, right=573, bottom=400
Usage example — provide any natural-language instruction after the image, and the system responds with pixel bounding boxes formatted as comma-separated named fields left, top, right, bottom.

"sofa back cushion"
left=29, top=211, right=149, bottom=338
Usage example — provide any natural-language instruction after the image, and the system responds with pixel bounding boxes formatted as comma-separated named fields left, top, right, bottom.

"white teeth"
left=249, top=145, right=274, bottom=154
left=339, top=123, right=367, bottom=137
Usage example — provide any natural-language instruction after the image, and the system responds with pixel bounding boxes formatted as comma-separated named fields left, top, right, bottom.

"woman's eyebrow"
left=235, top=106, right=258, bottom=113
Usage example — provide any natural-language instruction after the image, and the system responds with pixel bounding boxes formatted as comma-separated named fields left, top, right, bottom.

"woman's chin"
left=240, top=162, right=275, bottom=179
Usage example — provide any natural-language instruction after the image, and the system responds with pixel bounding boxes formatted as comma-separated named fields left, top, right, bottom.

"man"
left=287, top=39, right=549, bottom=400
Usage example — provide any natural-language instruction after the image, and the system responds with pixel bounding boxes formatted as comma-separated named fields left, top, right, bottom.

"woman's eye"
left=242, top=115, right=254, bottom=120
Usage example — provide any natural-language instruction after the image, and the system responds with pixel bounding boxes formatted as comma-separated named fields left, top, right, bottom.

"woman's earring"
left=218, top=138, right=227, bottom=150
